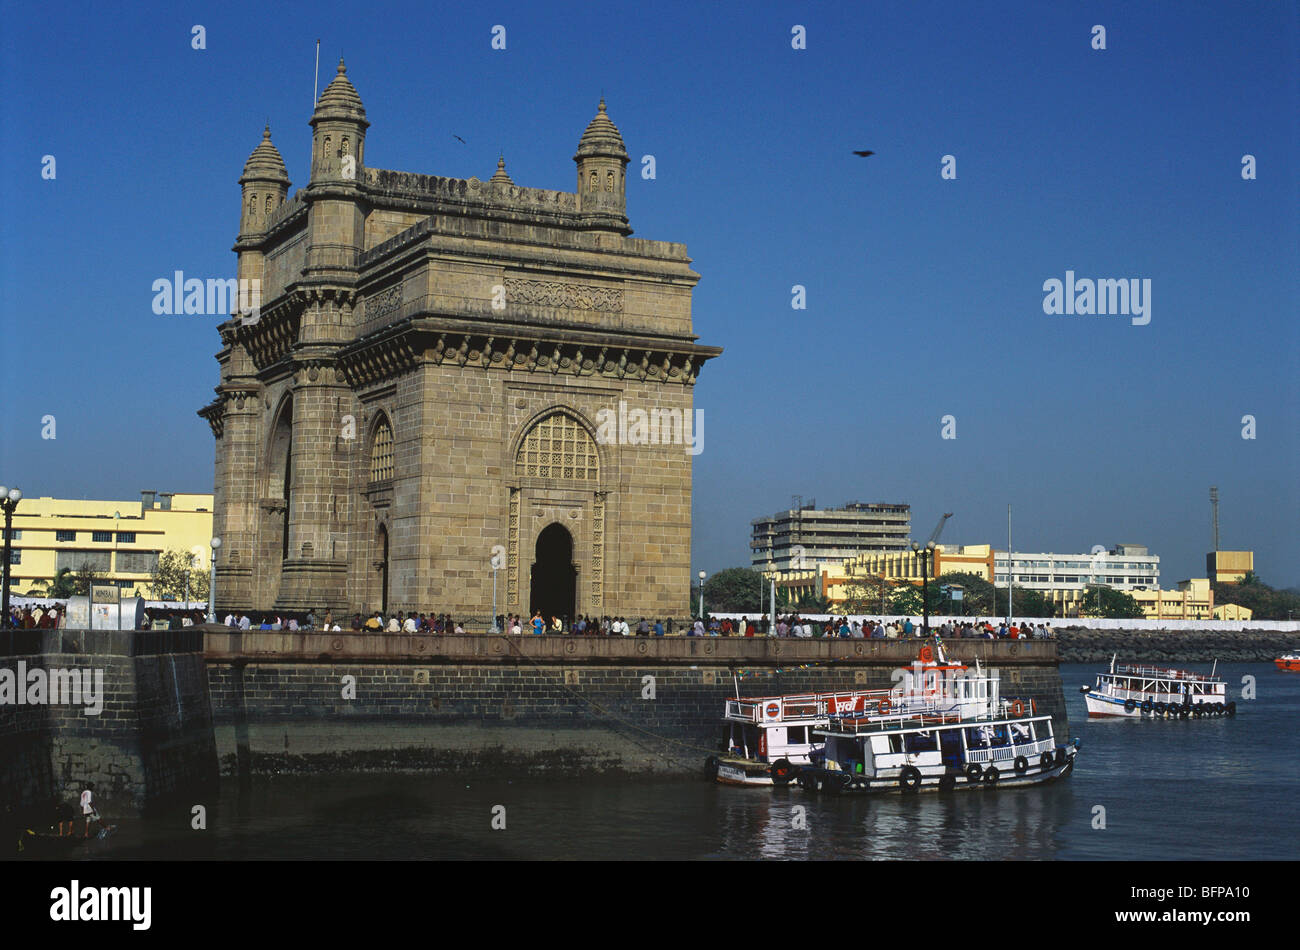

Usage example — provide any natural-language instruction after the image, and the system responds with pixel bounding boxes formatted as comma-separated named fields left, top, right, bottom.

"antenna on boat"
left=1110, top=653, right=1116, bottom=674
left=1211, top=659, right=1217, bottom=678
left=733, top=672, right=741, bottom=700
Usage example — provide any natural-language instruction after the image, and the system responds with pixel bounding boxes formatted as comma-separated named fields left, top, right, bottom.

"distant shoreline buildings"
left=1, top=491, right=214, bottom=599
left=747, top=499, right=1255, bottom=621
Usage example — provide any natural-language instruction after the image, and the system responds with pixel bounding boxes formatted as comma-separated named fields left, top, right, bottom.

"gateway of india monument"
left=199, top=61, right=721, bottom=624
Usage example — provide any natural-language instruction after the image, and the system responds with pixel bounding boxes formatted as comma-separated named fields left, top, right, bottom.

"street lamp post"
left=698, top=570, right=706, bottom=619
left=208, top=537, right=221, bottom=623
left=911, top=540, right=936, bottom=636
left=0, top=486, right=22, bottom=628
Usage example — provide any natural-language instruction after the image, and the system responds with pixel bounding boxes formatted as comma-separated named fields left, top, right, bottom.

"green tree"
left=935, top=572, right=997, bottom=616
left=698, top=567, right=767, bottom=614
left=1212, top=577, right=1300, bottom=621
left=149, top=549, right=210, bottom=602
left=1078, top=584, right=1144, bottom=619
left=887, top=581, right=946, bottom=616
left=995, top=585, right=1050, bottom=618
left=71, top=561, right=103, bottom=596
left=32, top=568, right=77, bottom=599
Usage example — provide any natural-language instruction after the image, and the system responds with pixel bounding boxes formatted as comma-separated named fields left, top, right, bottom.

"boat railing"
left=965, top=736, right=1055, bottom=764
left=1113, top=664, right=1218, bottom=682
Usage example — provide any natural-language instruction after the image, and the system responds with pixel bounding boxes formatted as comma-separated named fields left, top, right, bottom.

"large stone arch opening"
left=376, top=523, right=389, bottom=616
left=530, top=523, right=576, bottom=624
left=264, top=395, right=294, bottom=597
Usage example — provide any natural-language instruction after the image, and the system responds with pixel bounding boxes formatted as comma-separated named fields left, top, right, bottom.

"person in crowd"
left=636, top=617, right=649, bottom=636
left=402, top=613, right=418, bottom=633
left=80, top=783, right=106, bottom=839
left=692, top=617, right=705, bottom=637
left=654, top=618, right=664, bottom=637
left=531, top=611, right=545, bottom=635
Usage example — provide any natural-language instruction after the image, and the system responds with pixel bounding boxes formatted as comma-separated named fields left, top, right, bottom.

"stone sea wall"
left=0, top=630, right=218, bottom=818
left=1053, top=628, right=1295, bottom=664
left=204, top=632, right=1069, bottom=777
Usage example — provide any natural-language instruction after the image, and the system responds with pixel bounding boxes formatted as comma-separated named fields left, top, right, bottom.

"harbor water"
left=38, top=663, right=1299, bottom=860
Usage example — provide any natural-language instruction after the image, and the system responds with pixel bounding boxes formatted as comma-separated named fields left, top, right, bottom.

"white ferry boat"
left=708, top=640, right=1003, bottom=787
left=1079, top=656, right=1234, bottom=718
left=787, top=707, right=1079, bottom=795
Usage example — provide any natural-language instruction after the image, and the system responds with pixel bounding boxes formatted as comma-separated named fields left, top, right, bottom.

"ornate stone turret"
left=238, top=126, right=290, bottom=237
left=573, top=98, right=630, bottom=234
left=310, top=59, right=369, bottom=182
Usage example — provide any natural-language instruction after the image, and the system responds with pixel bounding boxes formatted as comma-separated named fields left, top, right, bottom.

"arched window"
left=249, top=194, right=257, bottom=215
left=341, top=137, right=350, bottom=156
left=370, top=417, right=394, bottom=482
left=606, top=171, right=614, bottom=192
left=516, top=412, right=599, bottom=482
left=589, top=171, right=597, bottom=191
left=265, top=195, right=273, bottom=214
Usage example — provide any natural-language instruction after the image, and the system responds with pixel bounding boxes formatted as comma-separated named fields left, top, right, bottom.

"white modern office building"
left=993, top=543, right=1160, bottom=591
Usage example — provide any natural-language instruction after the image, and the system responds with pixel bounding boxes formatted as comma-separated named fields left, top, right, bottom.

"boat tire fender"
left=769, top=758, right=795, bottom=786
left=1226, top=701, right=1237, bottom=716
left=1014, top=755, right=1029, bottom=775
left=1124, top=698, right=1136, bottom=713
left=983, top=766, right=999, bottom=785
left=966, top=763, right=983, bottom=783
left=1039, top=752, right=1054, bottom=771
left=899, top=765, right=923, bottom=793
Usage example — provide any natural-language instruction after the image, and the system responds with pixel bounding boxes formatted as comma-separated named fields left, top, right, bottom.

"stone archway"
left=530, top=523, right=576, bottom=624
left=376, top=524, right=389, bottom=616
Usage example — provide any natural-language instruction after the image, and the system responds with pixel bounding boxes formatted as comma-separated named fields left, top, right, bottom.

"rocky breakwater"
left=1055, top=627, right=1296, bottom=664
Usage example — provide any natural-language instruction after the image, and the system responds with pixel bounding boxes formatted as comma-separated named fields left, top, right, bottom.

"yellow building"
left=1129, top=578, right=1215, bottom=620
left=1213, top=602, right=1253, bottom=621
left=768, top=544, right=996, bottom=611
left=1206, top=550, right=1253, bottom=584
left=4, top=491, right=214, bottom=599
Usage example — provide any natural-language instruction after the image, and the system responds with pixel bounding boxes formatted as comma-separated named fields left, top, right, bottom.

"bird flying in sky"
left=853, top=150, right=875, bottom=157
left=453, top=135, right=466, bottom=144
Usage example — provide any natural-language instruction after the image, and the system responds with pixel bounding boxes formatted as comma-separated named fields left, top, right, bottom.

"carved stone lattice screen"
left=515, top=413, right=599, bottom=482
left=370, top=419, right=394, bottom=482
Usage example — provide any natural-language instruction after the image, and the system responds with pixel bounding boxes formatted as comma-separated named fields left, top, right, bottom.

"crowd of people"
left=4, top=603, right=62, bottom=628
left=687, top=616, right=1055, bottom=639
left=219, top=610, right=465, bottom=633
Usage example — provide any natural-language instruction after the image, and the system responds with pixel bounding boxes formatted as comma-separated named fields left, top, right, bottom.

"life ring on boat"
left=797, top=772, right=821, bottom=792
left=878, top=698, right=892, bottom=715
left=769, top=758, right=795, bottom=786
left=1154, top=702, right=1167, bottom=715
left=1141, top=699, right=1154, bottom=713
left=1039, top=752, right=1055, bottom=771
left=1030, top=699, right=1037, bottom=715
left=919, top=646, right=934, bottom=663
left=1226, top=701, right=1237, bottom=716
left=1178, top=707, right=1190, bottom=719
left=1124, top=699, right=1137, bottom=713
left=983, top=766, right=1000, bottom=785
left=1014, top=755, right=1029, bottom=775
left=966, top=763, right=983, bottom=783
left=899, top=765, right=923, bottom=792
left=1213, top=702, right=1225, bottom=715
left=1011, top=699, right=1025, bottom=717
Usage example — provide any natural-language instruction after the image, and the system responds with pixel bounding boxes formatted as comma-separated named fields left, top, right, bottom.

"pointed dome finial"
left=338, top=57, right=346, bottom=74
left=598, top=97, right=606, bottom=113
left=263, top=124, right=271, bottom=140
left=490, top=154, right=513, bottom=185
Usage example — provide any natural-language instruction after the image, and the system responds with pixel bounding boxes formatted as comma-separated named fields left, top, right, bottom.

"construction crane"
left=926, top=512, right=954, bottom=547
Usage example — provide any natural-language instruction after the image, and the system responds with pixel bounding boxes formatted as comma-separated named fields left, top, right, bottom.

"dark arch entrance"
left=377, top=525, right=389, bottom=615
left=530, top=523, right=576, bottom=624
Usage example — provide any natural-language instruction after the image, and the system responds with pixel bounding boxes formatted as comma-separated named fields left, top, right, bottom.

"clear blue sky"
left=1, top=0, right=1296, bottom=587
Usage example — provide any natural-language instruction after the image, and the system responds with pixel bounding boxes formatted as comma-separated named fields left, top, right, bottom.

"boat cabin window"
left=786, top=725, right=808, bottom=745
left=871, top=734, right=904, bottom=755
left=1009, top=722, right=1031, bottom=744
left=904, top=730, right=938, bottom=753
